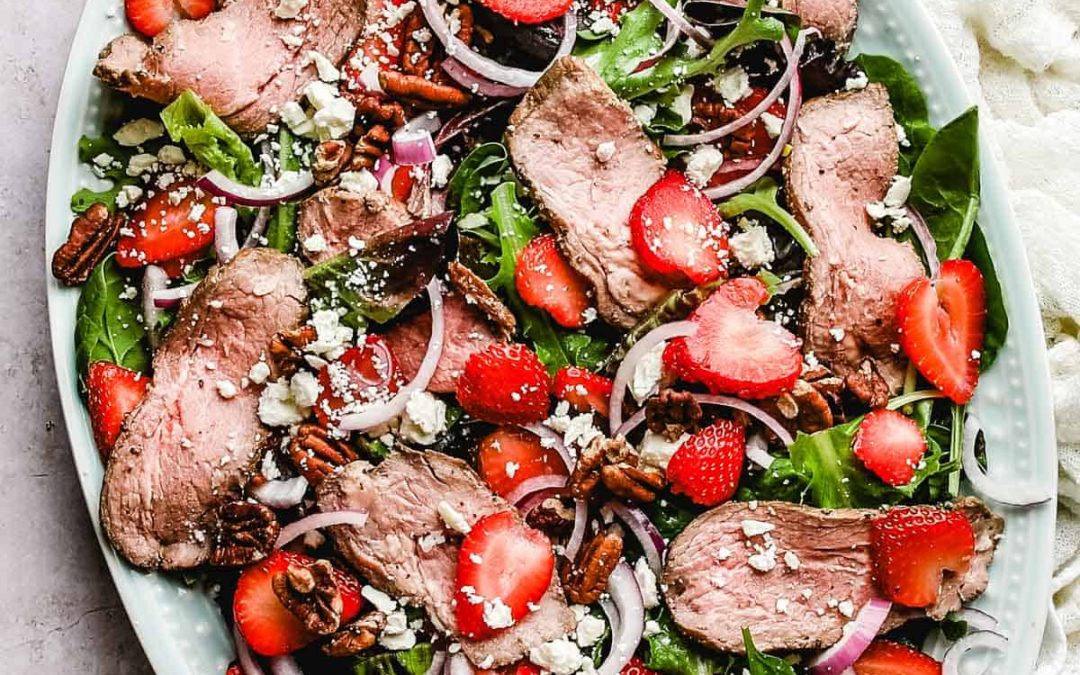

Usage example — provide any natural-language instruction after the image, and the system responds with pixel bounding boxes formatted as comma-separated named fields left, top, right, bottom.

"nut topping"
left=322, top=610, right=386, bottom=657
left=289, top=423, right=361, bottom=487
left=349, top=124, right=392, bottom=171
left=268, top=325, right=318, bottom=379
left=570, top=437, right=666, bottom=503
left=525, top=496, right=576, bottom=534
left=645, top=389, right=703, bottom=441
left=313, top=140, right=354, bottom=185
left=600, top=464, right=667, bottom=503
left=561, top=524, right=624, bottom=605
left=210, top=501, right=281, bottom=567
left=51, top=203, right=125, bottom=286
left=272, top=558, right=344, bottom=635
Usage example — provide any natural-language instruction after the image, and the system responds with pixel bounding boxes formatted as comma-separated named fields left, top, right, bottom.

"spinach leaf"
left=267, top=126, right=300, bottom=253
left=352, top=643, right=434, bottom=675
left=449, top=142, right=514, bottom=216
left=583, top=0, right=666, bottom=85
left=965, top=226, right=1008, bottom=370
left=71, top=134, right=139, bottom=213
left=737, top=457, right=810, bottom=503
left=160, top=90, right=262, bottom=185
left=646, top=610, right=740, bottom=675
left=75, top=256, right=150, bottom=377
left=718, top=178, right=818, bottom=257
left=853, top=54, right=935, bottom=174
left=909, top=107, right=980, bottom=261
left=742, top=629, right=797, bottom=675
left=645, top=496, right=702, bottom=541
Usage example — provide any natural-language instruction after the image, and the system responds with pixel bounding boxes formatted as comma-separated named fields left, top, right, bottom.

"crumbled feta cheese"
left=575, top=613, right=606, bottom=647
left=712, top=66, right=751, bottom=104
left=307, top=309, right=355, bottom=359
left=595, top=141, right=617, bottom=163
left=562, top=412, right=602, bottom=451
left=114, top=118, right=165, bottom=147
left=280, top=101, right=310, bottom=130
left=274, top=0, right=308, bottom=19
left=398, top=390, right=447, bottom=445
left=290, top=371, right=321, bottom=408
left=438, top=501, right=472, bottom=534
left=838, top=600, right=855, bottom=618
left=431, top=154, right=453, bottom=188
left=380, top=609, right=418, bottom=650
left=638, top=430, right=689, bottom=471
left=92, top=152, right=115, bottom=168
left=895, top=122, right=911, bottom=148
left=632, top=104, right=657, bottom=125
left=216, top=380, right=238, bottom=399
left=845, top=72, right=869, bottom=91
left=590, top=15, right=618, bottom=36
left=730, top=225, right=775, bottom=269
left=685, top=144, right=724, bottom=187
left=362, top=585, right=398, bottom=613
left=630, top=341, right=666, bottom=403
left=529, top=638, right=584, bottom=675
left=775, top=598, right=790, bottom=614
left=248, top=361, right=271, bottom=385
left=829, top=327, right=846, bottom=342
left=634, top=557, right=661, bottom=609
left=643, top=619, right=662, bottom=637
left=761, top=111, right=784, bottom=139
left=715, top=547, right=732, bottom=561
left=784, top=550, right=801, bottom=570
left=747, top=545, right=777, bottom=573
left=339, top=169, right=378, bottom=195
left=305, top=81, right=339, bottom=110
left=115, top=185, right=144, bottom=209
left=418, top=531, right=446, bottom=552
left=158, top=144, right=186, bottom=165
left=670, top=85, right=695, bottom=126
left=258, top=379, right=306, bottom=426
left=302, top=233, right=328, bottom=253
left=883, top=175, right=912, bottom=208
left=126, top=153, right=158, bottom=176
left=306, top=50, right=341, bottom=82
left=741, top=519, right=776, bottom=537
left=483, top=597, right=515, bottom=630
left=312, top=97, right=357, bottom=140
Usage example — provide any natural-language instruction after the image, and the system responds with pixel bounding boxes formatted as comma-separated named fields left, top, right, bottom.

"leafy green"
left=737, top=457, right=810, bottom=503
left=71, top=134, right=139, bottom=213
left=853, top=54, right=935, bottom=174
left=487, top=182, right=539, bottom=292
left=267, top=127, right=300, bottom=253
left=645, top=496, right=701, bottom=541
left=583, top=0, right=667, bottom=86
left=352, top=643, right=434, bottom=675
left=965, top=226, right=1008, bottom=370
left=646, top=611, right=740, bottom=675
left=74, top=256, right=150, bottom=377
left=909, top=107, right=980, bottom=261
left=449, top=142, right=514, bottom=216
left=742, top=629, right=796, bottom=675
left=160, top=90, right=262, bottom=185
left=717, top=178, right=818, bottom=257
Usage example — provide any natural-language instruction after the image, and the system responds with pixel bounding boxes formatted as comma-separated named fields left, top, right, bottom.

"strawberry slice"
left=622, top=657, right=659, bottom=675
left=125, top=0, right=214, bottom=37
left=870, top=506, right=975, bottom=609
left=456, top=343, right=551, bottom=425
left=666, top=419, right=746, bottom=506
left=340, top=0, right=410, bottom=91
left=515, top=234, right=594, bottom=329
left=663, top=278, right=802, bottom=399
left=316, top=335, right=400, bottom=428
left=116, top=182, right=218, bottom=268
left=86, top=361, right=150, bottom=459
left=897, top=260, right=986, bottom=405
left=234, top=551, right=364, bottom=657
left=477, top=427, right=568, bottom=498
left=852, top=409, right=928, bottom=487
left=553, top=367, right=613, bottom=417
left=630, top=170, right=729, bottom=285
left=853, top=640, right=942, bottom=675
left=454, top=511, right=555, bottom=639
left=473, top=0, right=573, bottom=24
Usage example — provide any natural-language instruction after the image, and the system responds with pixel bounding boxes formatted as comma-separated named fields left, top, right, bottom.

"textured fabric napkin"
left=916, top=0, right=1080, bottom=671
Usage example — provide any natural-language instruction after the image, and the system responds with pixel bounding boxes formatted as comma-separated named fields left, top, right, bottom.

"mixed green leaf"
left=74, top=256, right=150, bottom=378
left=160, top=90, right=262, bottom=186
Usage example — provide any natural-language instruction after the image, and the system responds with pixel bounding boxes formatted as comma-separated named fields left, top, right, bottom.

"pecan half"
left=570, top=437, right=665, bottom=503
left=313, top=140, right=354, bottom=185
left=525, top=496, right=576, bottom=534
left=269, top=325, right=317, bottom=379
left=272, top=559, right=344, bottom=635
left=322, top=610, right=386, bottom=657
left=349, top=124, right=392, bottom=171
left=51, top=203, right=124, bottom=286
left=561, top=525, right=624, bottom=605
left=351, top=94, right=407, bottom=129
left=601, top=463, right=666, bottom=503
left=210, top=501, right=281, bottom=567
left=379, top=71, right=471, bottom=108
left=289, top=424, right=360, bottom=486
left=645, top=389, right=703, bottom=440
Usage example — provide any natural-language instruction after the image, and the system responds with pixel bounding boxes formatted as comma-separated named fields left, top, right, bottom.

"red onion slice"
left=339, top=280, right=445, bottom=431
left=942, top=630, right=1007, bottom=675
left=372, top=154, right=395, bottom=184
left=442, top=59, right=529, bottom=98
left=520, top=423, right=575, bottom=471
left=907, top=206, right=940, bottom=279
left=599, top=595, right=622, bottom=638
left=598, top=562, right=645, bottom=675
left=244, top=207, right=272, bottom=248
left=234, top=624, right=268, bottom=675
left=564, top=498, right=589, bottom=560
left=665, top=32, right=807, bottom=147
left=418, top=0, right=576, bottom=88
left=644, top=0, right=714, bottom=49
left=447, top=653, right=475, bottom=675
left=807, top=598, right=893, bottom=674
left=152, top=283, right=197, bottom=309
left=215, top=206, right=240, bottom=262
left=610, top=321, right=699, bottom=435
left=251, top=475, right=310, bottom=510
left=962, top=414, right=1053, bottom=507
left=694, top=394, right=795, bottom=446
left=142, top=264, right=169, bottom=346
left=393, top=127, right=438, bottom=166
left=269, top=655, right=305, bottom=675
left=507, top=474, right=569, bottom=507
left=276, top=510, right=369, bottom=549
left=607, top=502, right=665, bottom=576
left=425, top=651, right=448, bottom=675
left=744, top=432, right=775, bottom=469
left=198, top=169, right=314, bottom=207
left=614, top=408, right=647, bottom=438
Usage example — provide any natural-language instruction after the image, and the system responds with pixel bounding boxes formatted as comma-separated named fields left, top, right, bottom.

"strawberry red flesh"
left=897, top=259, right=986, bottom=404
left=116, top=181, right=218, bottom=268
left=870, top=506, right=975, bottom=609
left=853, top=640, right=942, bottom=675
left=454, top=511, right=555, bottom=639
left=86, top=361, right=150, bottom=459
left=553, top=367, right=613, bottom=417
left=125, top=0, right=213, bottom=37
left=852, top=409, right=928, bottom=487
left=456, top=343, right=551, bottom=425
left=621, top=657, right=660, bottom=675
left=316, top=335, right=400, bottom=427
left=473, top=0, right=573, bottom=24
left=663, top=277, right=802, bottom=399
left=666, top=418, right=746, bottom=506
left=477, top=427, right=568, bottom=498
left=516, top=234, right=594, bottom=329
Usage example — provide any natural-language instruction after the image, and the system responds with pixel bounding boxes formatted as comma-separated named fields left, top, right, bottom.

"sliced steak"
left=93, top=0, right=363, bottom=135
left=101, top=249, right=307, bottom=569
left=506, top=57, right=671, bottom=328
left=784, top=85, right=924, bottom=403
left=317, top=451, right=576, bottom=667
left=663, top=499, right=1002, bottom=653
left=298, top=188, right=415, bottom=264
left=780, top=0, right=859, bottom=46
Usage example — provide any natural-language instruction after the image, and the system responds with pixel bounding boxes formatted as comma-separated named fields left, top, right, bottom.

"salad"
left=51, top=0, right=1053, bottom=673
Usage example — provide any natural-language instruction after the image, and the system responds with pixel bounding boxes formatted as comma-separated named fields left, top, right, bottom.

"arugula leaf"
left=909, top=107, right=980, bottom=261
left=488, top=182, right=539, bottom=293
left=75, top=256, right=150, bottom=377
left=352, top=643, right=434, bottom=675
left=853, top=54, right=935, bottom=174
left=965, top=226, right=1008, bottom=370
left=160, top=90, right=262, bottom=186
left=742, top=629, right=796, bottom=675
left=267, top=126, right=300, bottom=253
left=646, top=610, right=739, bottom=675
left=717, top=178, right=818, bottom=257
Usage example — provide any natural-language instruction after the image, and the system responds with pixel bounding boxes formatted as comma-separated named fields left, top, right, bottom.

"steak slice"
left=317, top=451, right=576, bottom=667
left=506, top=56, right=671, bottom=328
left=100, top=248, right=307, bottom=570
left=780, top=0, right=859, bottom=47
left=298, top=188, right=415, bottom=264
left=93, top=0, right=363, bottom=135
left=784, top=85, right=925, bottom=403
left=663, top=498, right=1002, bottom=653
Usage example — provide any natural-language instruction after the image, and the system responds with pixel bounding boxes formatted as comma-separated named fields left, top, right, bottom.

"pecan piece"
left=322, top=610, right=386, bottom=657
left=351, top=94, right=407, bottom=129
left=645, top=389, right=703, bottom=440
left=400, top=10, right=434, bottom=76
left=289, top=423, right=361, bottom=486
left=313, top=140, right=354, bottom=185
left=210, top=501, right=281, bottom=567
left=601, top=463, right=666, bottom=503
left=379, top=71, right=471, bottom=108
left=272, top=559, right=344, bottom=635
left=525, top=496, right=576, bottom=534
left=570, top=437, right=664, bottom=502
left=51, top=203, right=124, bottom=286
left=269, top=325, right=317, bottom=379
left=561, top=525, right=624, bottom=605
left=349, top=124, right=392, bottom=171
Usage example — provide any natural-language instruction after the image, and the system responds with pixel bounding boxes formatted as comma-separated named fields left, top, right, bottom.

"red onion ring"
left=610, top=321, right=699, bottom=435
left=275, top=510, right=369, bottom=549
left=418, top=0, right=576, bottom=88
left=744, top=432, right=775, bottom=469
left=142, top=264, right=169, bottom=346
left=441, top=59, right=529, bottom=98
left=268, top=655, right=305, bottom=675
left=807, top=598, right=893, bottom=674
left=339, top=279, right=445, bottom=430
left=251, top=476, right=310, bottom=510
left=665, top=32, right=807, bottom=147
left=446, top=653, right=475, bottom=675
left=907, top=206, right=940, bottom=279
left=614, top=408, right=647, bottom=438
left=233, top=624, right=268, bottom=675
left=372, top=155, right=395, bottom=184
left=644, top=0, right=714, bottom=49
left=564, top=498, right=589, bottom=560
left=520, top=423, right=575, bottom=471
left=392, top=128, right=438, bottom=166
left=243, top=207, right=271, bottom=248
left=599, top=595, right=621, bottom=637
left=506, top=474, right=569, bottom=507
left=615, top=390, right=794, bottom=447
left=607, top=502, right=665, bottom=576
left=426, top=650, right=448, bottom=675
left=215, top=206, right=240, bottom=262
left=942, top=630, right=1007, bottom=675
left=597, top=562, right=645, bottom=675
left=152, top=283, right=196, bottom=309
left=962, top=414, right=1053, bottom=507
left=197, top=169, right=314, bottom=207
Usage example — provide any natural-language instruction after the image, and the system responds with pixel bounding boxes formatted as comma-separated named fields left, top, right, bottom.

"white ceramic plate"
left=46, top=1, right=1058, bottom=673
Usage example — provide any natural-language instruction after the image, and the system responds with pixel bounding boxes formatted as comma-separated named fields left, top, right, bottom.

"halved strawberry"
left=477, top=427, right=568, bottom=498
left=870, top=506, right=975, bottom=609
left=622, top=657, right=659, bottom=675
left=516, top=234, right=594, bottom=329
left=86, top=361, right=150, bottom=459
left=125, top=0, right=214, bottom=37
left=853, top=640, right=942, bottom=675
left=316, top=335, right=400, bottom=428
left=473, top=0, right=573, bottom=24
left=340, top=0, right=410, bottom=90
left=897, top=260, right=986, bottom=405
left=630, top=170, right=729, bottom=285
left=226, top=664, right=243, bottom=675
left=852, top=409, right=928, bottom=487
left=456, top=343, right=551, bottom=425
left=666, top=419, right=746, bottom=506
left=234, top=551, right=364, bottom=657
left=454, top=511, right=555, bottom=639
left=116, top=182, right=218, bottom=268
left=553, top=367, right=613, bottom=417
left=663, top=278, right=802, bottom=399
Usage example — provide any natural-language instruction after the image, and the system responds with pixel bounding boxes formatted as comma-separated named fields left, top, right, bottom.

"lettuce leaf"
left=742, top=629, right=796, bottom=675
left=160, top=90, right=262, bottom=185
left=646, top=611, right=740, bottom=675
left=75, top=256, right=150, bottom=378
left=352, top=643, right=433, bottom=675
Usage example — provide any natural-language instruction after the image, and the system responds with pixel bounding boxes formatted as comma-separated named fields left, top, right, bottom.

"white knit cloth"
left=917, top=0, right=1080, bottom=671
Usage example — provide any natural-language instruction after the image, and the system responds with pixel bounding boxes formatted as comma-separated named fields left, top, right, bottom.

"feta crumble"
left=398, top=390, right=447, bottom=446
left=685, top=145, right=724, bottom=187
left=712, top=66, right=751, bottom=105
left=730, top=225, right=775, bottom=269
left=634, top=557, right=661, bottom=609
left=113, top=118, right=165, bottom=147
left=530, top=638, right=584, bottom=675
left=438, top=501, right=472, bottom=534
